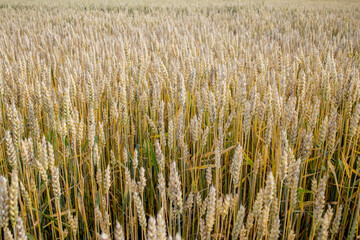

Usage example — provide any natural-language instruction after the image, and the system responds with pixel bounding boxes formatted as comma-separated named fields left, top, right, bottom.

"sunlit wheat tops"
left=0, top=176, right=9, bottom=229
left=0, top=0, right=359, bottom=239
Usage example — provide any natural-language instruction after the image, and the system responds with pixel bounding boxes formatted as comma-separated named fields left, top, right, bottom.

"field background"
left=0, top=0, right=359, bottom=240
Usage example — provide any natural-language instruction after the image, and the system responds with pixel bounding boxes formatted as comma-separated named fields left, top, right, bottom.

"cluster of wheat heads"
left=0, top=1, right=359, bottom=240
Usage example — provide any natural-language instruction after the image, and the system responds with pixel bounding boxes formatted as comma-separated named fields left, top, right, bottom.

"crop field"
left=0, top=0, right=359, bottom=239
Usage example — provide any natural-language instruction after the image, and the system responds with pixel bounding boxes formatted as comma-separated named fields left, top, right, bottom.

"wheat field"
left=0, top=0, right=359, bottom=239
